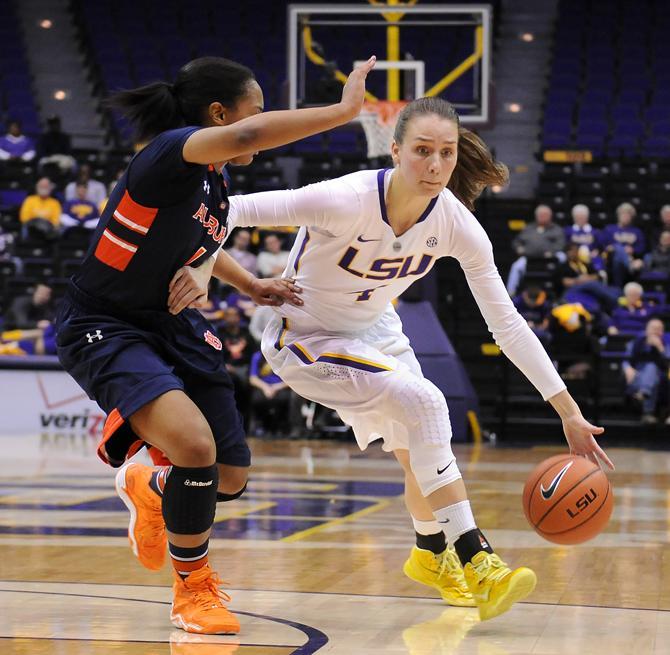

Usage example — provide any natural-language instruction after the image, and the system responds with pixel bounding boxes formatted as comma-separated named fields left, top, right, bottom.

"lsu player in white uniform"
left=222, top=98, right=614, bottom=620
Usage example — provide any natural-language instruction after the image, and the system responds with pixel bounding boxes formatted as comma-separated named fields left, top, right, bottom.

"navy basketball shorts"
left=55, top=287, right=250, bottom=469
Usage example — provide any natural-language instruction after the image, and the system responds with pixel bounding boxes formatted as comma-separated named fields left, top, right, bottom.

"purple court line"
left=0, top=588, right=329, bottom=654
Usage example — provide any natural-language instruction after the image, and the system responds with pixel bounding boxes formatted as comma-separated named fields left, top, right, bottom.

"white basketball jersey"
left=228, top=169, right=566, bottom=400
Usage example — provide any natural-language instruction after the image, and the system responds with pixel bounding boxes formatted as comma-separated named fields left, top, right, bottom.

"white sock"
left=433, top=500, right=476, bottom=545
left=412, top=517, right=443, bottom=536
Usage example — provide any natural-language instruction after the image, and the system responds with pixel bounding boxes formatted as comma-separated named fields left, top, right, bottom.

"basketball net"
left=357, top=100, right=407, bottom=159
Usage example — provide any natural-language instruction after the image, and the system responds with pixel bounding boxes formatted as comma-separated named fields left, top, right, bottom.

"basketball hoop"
left=357, top=100, right=407, bottom=159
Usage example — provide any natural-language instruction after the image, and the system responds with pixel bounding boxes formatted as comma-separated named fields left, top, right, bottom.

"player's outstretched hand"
left=167, top=265, right=209, bottom=314
left=248, top=277, right=304, bottom=307
left=340, top=56, right=376, bottom=118
left=562, top=414, right=614, bottom=470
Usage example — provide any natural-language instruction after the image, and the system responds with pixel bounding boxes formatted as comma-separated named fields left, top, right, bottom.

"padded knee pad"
left=217, top=482, right=247, bottom=502
left=162, top=464, right=218, bottom=535
left=408, top=436, right=462, bottom=497
left=388, top=374, right=452, bottom=446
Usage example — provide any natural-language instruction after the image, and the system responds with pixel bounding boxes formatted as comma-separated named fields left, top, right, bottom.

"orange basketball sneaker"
left=171, top=565, right=240, bottom=635
left=115, top=462, right=167, bottom=571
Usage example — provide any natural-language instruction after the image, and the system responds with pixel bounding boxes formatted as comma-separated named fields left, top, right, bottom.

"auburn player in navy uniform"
left=55, top=55, right=375, bottom=635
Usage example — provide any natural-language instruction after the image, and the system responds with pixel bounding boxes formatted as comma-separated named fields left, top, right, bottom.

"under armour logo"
left=203, top=180, right=210, bottom=194
left=85, top=330, right=103, bottom=343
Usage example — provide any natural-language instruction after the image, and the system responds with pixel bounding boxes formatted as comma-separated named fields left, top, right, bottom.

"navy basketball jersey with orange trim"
left=73, top=127, right=229, bottom=311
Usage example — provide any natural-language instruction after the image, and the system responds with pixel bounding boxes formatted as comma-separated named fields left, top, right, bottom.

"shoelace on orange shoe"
left=471, top=553, right=510, bottom=584
left=144, top=515, right=165, bottom=549
left=190, top=572, right=233, bottom=611
left=436, top=549, right=470, bottom=593
left=137, top=492, right=165, bottom=544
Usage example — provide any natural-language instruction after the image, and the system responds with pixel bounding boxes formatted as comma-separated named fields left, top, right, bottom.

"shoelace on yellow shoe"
left=471, top=553, right=510, bottom=584
left=190, top=572, right=232, bottom=610
left=436, top=549, right=470, bottom=592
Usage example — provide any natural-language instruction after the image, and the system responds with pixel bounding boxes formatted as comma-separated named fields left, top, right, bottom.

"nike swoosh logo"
left=540, top=461, right=573, bottom=500
left=438, top=518, right=450, bottom=523
left=357, top=235, right=382, bottom=243
left=437, top=462, right=453, bottom=475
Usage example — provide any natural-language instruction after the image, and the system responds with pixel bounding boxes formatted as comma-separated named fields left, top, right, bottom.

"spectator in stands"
left=0, top=119, right=35, bottom=162
left=651, top=205, right=670, bottom=245
left=643, top=230, right=670, bottom=278
left=37, top=115, right=75, bottom=174
left=60, top=181, right=100, bottom=232
left=196, top=281, right=225, bottom=325
left=225, top=228, right=257, bottom=275
left=4, top=283, right=54, bottom=330
left=65, top=163, right=107, bottom=207
left=623, top=318, right=670, bottom=424
left=506, top=204, right=566, bottom=295
left=257, top=232, right=290, bottom=278
left=220, top=306, right=255, bottom=369
left=220, top=305, right=255, bottom=424
left=607, top=282, right=656, bottom=335
left=0, top=227, right=15, bottom=262
left=564, top=203, right=604, bottom=270
left=513, top=286, right=552, bottom=347
left=556, top=243, right=621, bottom=313
left=224, top=288, right=256, bottom=318
left=601, top=202, right=646, bottom=288
left=248, top=350, right=296, bottom=436
left=19, top=177, right=61, bottom=238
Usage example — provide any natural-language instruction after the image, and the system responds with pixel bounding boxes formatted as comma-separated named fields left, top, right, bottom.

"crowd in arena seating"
left=0, top=123, right=323, bottom=438
left=507, top=202, right=670, bottom=424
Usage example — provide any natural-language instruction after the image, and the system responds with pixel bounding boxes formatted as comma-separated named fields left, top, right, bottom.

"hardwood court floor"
left=1, top=432, right=669, bottom=654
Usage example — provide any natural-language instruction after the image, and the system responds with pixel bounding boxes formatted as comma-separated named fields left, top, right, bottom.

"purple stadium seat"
left=650, top=121, right=670, bottom=136
left=0, top=190, right=28, bottom=208
left=641, top=136, right=670, bottom=157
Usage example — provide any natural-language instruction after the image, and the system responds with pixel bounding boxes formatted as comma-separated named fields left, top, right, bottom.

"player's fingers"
left=187, top=294, right=208, bottom=309
left=168, top=268, right=186, bottom=292
left=595, top=446, right=615, bottom=470
left=168, top=274, right=198, bottom=307
left=281, top=278, right=303, bottom=293
left=258, top=294, right=284, bottom=307
left=356, top=55, right=376, bottom=74
left=588, top=424, right=605, bottom=435
left=271, top=282, right=304, bottom=305
left=169, top=287, right=200, bottom=314
left=168, top=273, right=190, bottom=300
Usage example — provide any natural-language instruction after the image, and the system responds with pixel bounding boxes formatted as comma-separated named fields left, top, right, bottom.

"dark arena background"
left=0, top=1, right=669, bottom=653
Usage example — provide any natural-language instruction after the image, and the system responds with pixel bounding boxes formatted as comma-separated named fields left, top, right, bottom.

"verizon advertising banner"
left=0, top=369, right=104, bottom=436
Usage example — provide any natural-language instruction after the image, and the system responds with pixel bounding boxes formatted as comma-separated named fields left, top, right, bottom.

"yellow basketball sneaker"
left=115, top=462, right=167, bottom=571
left=403, top=546, right=475, bottom=607
left=463, top=551, right=536, bottom=621
left=171, top=565, right=240, bottom=635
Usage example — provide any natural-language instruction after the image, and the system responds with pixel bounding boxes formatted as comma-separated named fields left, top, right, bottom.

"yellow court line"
left=247, top=492, right=388, bottom=502
left=281, top=498, right=394, bottom=543
left=426, top=25, right=483, bottom=97
left=213, top=501, right=276, bottom=523
left=0, top=492, right=116, bottom=507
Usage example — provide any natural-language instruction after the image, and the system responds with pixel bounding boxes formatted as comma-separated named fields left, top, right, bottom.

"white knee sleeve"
left=409, top=435, right=462, bottom=497
left=387, top=374, right=452, bottom=447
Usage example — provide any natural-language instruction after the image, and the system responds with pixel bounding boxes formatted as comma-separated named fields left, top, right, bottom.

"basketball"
left=522, top=454, right=614, bottom=545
